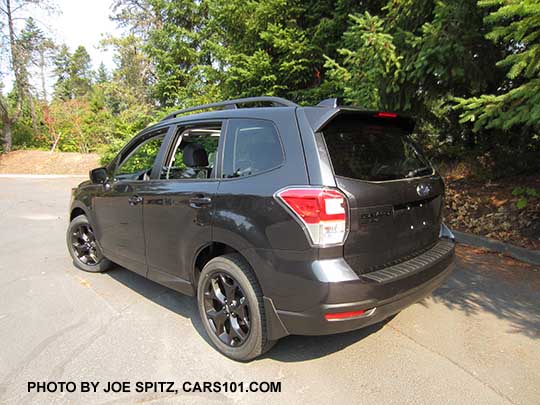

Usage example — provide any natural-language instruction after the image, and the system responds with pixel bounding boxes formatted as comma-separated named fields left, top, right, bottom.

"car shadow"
left=262, top=320, right=389, bottom=362
left=106, top=267, right=212, bottom=345
left=423, top=245, right=540, bottom=339
left=105, top=266, right=391, bottom=361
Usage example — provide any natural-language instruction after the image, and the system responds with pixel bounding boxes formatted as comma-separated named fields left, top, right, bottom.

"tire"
left=197, top=254, right=275, bottom=361
left=67, top=215, right=112, bottom=273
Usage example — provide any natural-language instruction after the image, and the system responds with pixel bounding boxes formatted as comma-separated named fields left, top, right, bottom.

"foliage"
left=97, top=102, right=156, bottom=165
left=1, top=0, right=539, bottom=180
left=43, top=97, right=108, bottom=153
left=117, top=136, right=164, bottom=175
left=324, top=12, right=401, bottom=109
left=0, top=0, right=54, bottom=151
left=53, top=45, right=93, bottom=100
left=206, top=0, right=312, bottom=99
left=455, top=0, right=540, bottom=131
left=512, top=186, right=540, bottom=209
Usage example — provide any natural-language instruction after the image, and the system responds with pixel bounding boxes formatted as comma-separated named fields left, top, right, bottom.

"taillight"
left=275, top=187, right=348, bottom=246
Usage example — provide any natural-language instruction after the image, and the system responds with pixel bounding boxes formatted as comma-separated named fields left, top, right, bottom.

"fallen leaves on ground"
left=444, top=174, right=540, bottom=251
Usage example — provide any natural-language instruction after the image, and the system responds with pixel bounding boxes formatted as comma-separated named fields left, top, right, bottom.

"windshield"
left=322, top=114, right=432, bottom=181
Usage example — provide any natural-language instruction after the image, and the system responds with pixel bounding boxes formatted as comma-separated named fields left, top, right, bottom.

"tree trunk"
left=0, top=0, right=28, bottom=154
left=2, top=121, right=13, bottom=153
left=40, top=51, right=47, bottom=100
left=28, top=96, right=38, bottom=133
left=5, top=0, right=25, bottom=123
left=50, top=130, right=61, bottom=152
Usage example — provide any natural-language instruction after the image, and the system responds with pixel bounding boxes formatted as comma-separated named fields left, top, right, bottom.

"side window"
left=115, top=130, right=167, bottom=181
left=160, top=124, right=221, bottom=180
left=222, top=119, right=283, bottom=178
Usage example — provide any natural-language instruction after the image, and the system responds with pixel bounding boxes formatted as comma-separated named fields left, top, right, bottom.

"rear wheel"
left=67, top=215, right=112, bottom=273
left=197, top=254, right=275, bottom=361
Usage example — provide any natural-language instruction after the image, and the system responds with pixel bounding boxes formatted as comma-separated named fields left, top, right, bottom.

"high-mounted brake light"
left=375, top=112, right=397, bottom=118
left=275, top=187, right=348, bottom=246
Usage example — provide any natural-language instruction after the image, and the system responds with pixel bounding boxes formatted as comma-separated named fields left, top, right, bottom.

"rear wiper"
left=405, top=166, right=432, bottom=178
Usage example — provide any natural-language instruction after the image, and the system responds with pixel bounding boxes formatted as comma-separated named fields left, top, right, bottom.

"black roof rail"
left=161, top=96, right=298, bottom=121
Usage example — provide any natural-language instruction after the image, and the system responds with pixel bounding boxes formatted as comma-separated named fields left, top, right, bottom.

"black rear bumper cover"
left=264, top=241, right=454, bottom=338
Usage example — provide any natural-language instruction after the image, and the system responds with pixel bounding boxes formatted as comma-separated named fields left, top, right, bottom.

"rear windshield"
left=322, top=114, right=432, bottom=181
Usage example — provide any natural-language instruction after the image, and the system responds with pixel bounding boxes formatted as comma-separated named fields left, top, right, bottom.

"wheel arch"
left=70, top=206, right=87, bottom=221
left=192, top=241, right=289, bottom=342
left=69, top=202, right=98, bottom=239
left=192, top=241, right=260, bottom=293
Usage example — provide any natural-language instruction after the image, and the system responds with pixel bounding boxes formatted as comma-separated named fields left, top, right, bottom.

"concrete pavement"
left=0, top=177, right=539, bottom=404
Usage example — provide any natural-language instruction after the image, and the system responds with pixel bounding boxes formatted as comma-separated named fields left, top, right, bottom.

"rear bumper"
left=264, top=239, right=455, bottom=338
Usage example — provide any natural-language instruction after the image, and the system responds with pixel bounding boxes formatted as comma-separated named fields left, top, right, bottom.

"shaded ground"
left=0, top=177, right=539, bottom=404
left=0, top=150, right=100, bottom=175
left=437, top=245, right=540, bottom=338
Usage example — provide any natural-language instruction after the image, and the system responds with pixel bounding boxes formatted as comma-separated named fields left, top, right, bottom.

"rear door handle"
left=128, top=195, right=144, bottom=206
left=189, top=195, right=212, bottom=208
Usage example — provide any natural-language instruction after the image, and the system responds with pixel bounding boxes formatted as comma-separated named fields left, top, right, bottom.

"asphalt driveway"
left=0, top=177, right=539, bottom=404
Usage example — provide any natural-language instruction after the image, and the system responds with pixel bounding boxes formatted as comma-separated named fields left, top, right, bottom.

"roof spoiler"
left=317, top=98, right=340, bottom=108
left=303, top=105, right=415, bottom=133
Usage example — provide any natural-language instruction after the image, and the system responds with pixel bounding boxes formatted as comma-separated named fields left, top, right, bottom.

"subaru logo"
left=416, top=183, right=431, bottom=197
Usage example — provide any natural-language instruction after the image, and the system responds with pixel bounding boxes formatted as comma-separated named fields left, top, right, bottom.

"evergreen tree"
left=101, top=34, right=154, bottom=112
left=69, top=45, right=93, bottom=97
left=145, top=0, right=203, bottom=106
left=53, top=45, right=73, bottom=100
left=53, top=45, right=93, bottom=99
left=455, top=0, right=540, bottom=131
left=0, top=0, right=49, bottom=151
left=383, top=0, right=504, bottom=146
left=324, top=12, right=401, bottom=109
left=206, top=0, right=321, bottom=101
left=96, top=62, right=109, bottom=84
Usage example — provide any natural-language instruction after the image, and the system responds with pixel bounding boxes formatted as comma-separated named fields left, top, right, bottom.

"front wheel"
left=67, top=215, right=112, bottom=273
left=197, top=254, right=275, bottom=361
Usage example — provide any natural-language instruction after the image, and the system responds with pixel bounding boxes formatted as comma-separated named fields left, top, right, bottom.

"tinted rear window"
left=322, top=114, right=432, bottom=181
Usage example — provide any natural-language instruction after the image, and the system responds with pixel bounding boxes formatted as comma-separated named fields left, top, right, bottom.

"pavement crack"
left=387, top=323, right=516, bottom=405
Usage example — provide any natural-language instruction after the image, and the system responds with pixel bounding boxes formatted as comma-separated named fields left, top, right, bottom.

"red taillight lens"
left=276, top=187, right=348, bottom=246
left=375, top=112, right=397, bottom=118
left=324, top=310, right=365, bottom=320
left=278, top=188, right=346, bottom=224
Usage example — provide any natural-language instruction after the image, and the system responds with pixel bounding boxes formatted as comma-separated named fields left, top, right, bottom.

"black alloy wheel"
left=203, top=272, right=251, bottom=347
left=67, top=215, right=112, bottom=273
left=70, top=223, right=102, bottom=265
left=197, top=254, right=275, bottom=361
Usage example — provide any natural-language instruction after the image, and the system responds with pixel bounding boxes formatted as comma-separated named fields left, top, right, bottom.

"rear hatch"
left=320, top=110, right=444, bottom=275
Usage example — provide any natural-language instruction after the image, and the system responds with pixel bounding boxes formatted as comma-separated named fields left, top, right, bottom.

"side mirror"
left=90, top=167, right=109, bottom=184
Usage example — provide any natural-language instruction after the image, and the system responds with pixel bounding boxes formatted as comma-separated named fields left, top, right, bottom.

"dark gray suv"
left=67, top=97, right=455, bottom=361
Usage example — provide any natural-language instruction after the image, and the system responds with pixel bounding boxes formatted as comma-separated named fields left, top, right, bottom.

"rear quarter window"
left=222, top=119, right=284, bottom=178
